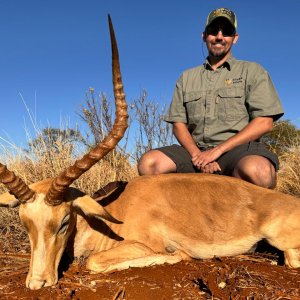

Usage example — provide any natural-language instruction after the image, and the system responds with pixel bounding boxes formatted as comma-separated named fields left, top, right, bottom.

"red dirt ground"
left=1, top=242, right=300, bottom=300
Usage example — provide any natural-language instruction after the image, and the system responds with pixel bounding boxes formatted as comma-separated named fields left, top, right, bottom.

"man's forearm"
left=215, top=116, right=273, bottom=155
left=173, top=122, right=200, bottom=157
left=172, top=117, right=273, bottom=168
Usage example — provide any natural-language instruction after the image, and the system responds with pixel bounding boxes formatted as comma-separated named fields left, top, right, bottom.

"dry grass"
left=0, top=91, right=300, bottom=254
left=0, top=207, right=29, bottom=253
left=276, top=146, right=300, bottom=197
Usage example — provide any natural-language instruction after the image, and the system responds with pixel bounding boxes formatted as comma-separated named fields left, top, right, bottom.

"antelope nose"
left=28, top=279, right=46, bottom=290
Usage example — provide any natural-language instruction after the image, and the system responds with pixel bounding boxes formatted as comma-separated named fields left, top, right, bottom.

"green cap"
left=206, top=8, right=237, bottom=30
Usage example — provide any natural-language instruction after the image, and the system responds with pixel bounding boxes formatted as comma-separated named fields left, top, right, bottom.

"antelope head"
left=0, top=15, right=128, bottom=290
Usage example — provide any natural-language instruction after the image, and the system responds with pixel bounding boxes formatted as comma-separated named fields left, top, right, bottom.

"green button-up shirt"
left=164, top=56, right=284, bottom=148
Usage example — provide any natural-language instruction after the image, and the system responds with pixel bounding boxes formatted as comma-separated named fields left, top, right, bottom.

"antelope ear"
left=73, top=195, right=122, bottom=224
left=0, top=192, right=20, bottom=208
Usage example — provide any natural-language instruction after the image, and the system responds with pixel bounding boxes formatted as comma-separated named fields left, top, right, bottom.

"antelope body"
left=1, top=16, right=300, bottom=291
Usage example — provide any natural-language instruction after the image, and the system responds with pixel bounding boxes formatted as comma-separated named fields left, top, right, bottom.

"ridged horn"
left=0, top=163, right=35, bottom=203
left=45, top=15, right=128, bottom=206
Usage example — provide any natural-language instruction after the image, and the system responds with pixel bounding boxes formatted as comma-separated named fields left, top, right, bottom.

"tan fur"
left=74, top=174, right=300, bottom=269
left=2, top=173, right=300, bottom=290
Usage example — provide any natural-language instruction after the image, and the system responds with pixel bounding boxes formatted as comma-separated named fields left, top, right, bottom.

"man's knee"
left=138, top=150, right=176, bottom=175
left=232, top=155, right=276, bottom=189
left=138, top=151, right=158, bottom=175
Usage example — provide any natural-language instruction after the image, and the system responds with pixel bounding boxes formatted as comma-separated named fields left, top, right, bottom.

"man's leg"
left=217, top=142, right=279, bottom=189
left=232, top=155, right=276, bottom=189
left=138, top=145, right=197, bottom=175
left=138, top=150, right=177, bottom=175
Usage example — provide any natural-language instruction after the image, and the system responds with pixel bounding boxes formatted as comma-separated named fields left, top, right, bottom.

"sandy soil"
left=1, top=242, right=300, bottom=300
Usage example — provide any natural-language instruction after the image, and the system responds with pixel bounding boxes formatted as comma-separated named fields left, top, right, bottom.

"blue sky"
left=0, top=0, right=299, bottom=148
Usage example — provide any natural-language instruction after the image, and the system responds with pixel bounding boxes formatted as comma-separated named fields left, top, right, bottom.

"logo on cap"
left=206, top=8, right=237, bottom=30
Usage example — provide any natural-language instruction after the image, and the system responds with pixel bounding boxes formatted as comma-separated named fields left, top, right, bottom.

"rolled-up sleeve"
left=246, top=64, right=284, bottom=121
left=164, top=75, right=188, bottom=124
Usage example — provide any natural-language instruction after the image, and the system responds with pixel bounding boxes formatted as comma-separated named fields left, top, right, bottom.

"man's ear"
left=233, top=33, right=239, bottom=44
left=202, top=31, right=207, bottom=42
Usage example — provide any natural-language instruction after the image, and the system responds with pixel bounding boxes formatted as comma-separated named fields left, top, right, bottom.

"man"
left=138, top=8, right=284, bottom=189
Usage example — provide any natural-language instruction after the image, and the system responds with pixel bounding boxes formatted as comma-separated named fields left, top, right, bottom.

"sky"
left=0, top=0, right=299, bottom=149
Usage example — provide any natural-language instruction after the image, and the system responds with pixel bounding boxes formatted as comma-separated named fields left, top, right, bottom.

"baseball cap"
left=206, top=8, right=237, bottom=30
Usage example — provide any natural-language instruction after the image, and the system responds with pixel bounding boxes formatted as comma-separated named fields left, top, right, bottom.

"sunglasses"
left=205, top=25, right=236, bottom=37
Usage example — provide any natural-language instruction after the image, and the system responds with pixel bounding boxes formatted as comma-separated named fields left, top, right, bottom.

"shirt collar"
left=204, top=55, right=235, bottom=71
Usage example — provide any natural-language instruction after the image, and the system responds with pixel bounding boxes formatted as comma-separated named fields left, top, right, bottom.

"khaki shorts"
left=157, top=142, right=279, bottom=175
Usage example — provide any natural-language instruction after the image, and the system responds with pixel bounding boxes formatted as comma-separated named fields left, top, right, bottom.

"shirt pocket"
left=216, top=87, right=247, bottom=121
left=183, top=91, right=205, bottom=123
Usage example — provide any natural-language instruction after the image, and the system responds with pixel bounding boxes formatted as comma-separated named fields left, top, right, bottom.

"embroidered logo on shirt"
left=225, top=79, right=232, bottom=86
left=233, top=77, right=243, bottom=84
left=225, top=77, right=243, bottom=86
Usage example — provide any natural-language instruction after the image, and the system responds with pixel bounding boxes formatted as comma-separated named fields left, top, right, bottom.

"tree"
left=27, top=126, right=84, bottom=156
left=130, top=90, right=175, bottom=160
left=78, top=88, right=114, bottom=147
left=79, top=88, right=175, bottom=162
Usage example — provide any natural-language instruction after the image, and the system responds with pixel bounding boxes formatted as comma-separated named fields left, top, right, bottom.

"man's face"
left=203, top=18, right=239, bottom=59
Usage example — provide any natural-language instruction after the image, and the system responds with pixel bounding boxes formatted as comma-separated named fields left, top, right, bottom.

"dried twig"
left=112, top=286, right=125, bottom=300
left=58, top=280, right=96, bottom=292
left=0, top=252, right=30, bottom=259
left=1, top=269, right=28, bottom=277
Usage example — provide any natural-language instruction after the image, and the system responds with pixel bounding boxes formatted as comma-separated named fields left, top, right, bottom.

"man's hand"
left=200, top=161, right=221, bottom=173
left=172, top=123, right=222, bottom=173
left=191, top=147, right=223, bottom=173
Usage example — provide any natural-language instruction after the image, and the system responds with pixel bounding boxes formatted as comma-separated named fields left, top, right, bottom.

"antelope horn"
left=0, top=163, right=35, bottom=203
left=45, top=15, right=128, bottom=206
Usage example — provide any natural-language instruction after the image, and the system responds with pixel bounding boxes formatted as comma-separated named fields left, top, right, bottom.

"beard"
left=208, top=43, right=228, bottom=58
left=208, top=49, right=227, bottom=58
